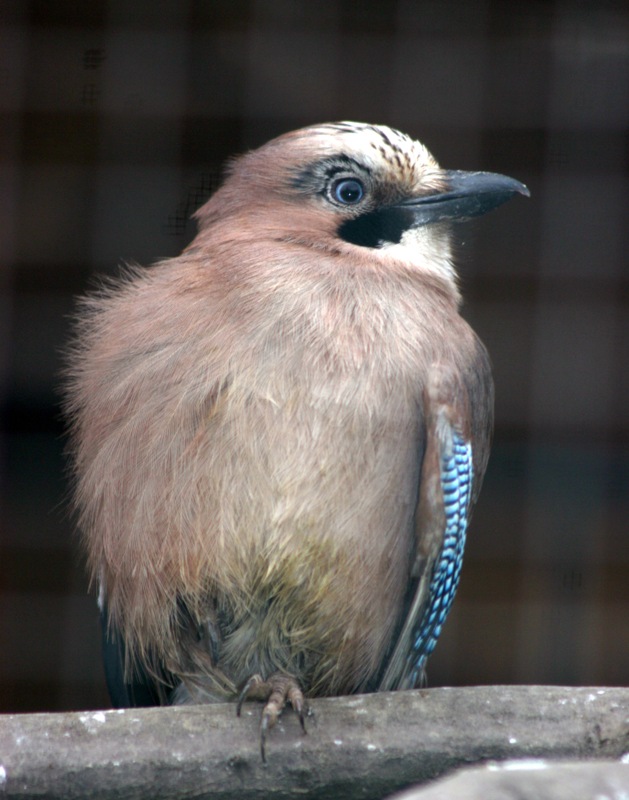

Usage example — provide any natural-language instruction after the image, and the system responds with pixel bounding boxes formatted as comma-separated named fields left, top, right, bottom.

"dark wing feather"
left=100, top=606, right=162, bottom=707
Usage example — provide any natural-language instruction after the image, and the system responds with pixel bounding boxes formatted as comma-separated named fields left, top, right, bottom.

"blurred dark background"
left=1, top=0, right=627, bottom=713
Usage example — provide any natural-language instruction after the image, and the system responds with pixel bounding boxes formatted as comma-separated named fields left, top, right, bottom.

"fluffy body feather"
left=65, top=123, right=525, bottom=710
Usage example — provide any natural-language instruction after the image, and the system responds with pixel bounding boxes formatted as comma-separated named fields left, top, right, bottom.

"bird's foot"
left=236, top=672, right=307, bottom=762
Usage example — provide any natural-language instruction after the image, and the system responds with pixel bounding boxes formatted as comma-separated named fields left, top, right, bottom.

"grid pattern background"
left=1, top=0, right=628, bottom=713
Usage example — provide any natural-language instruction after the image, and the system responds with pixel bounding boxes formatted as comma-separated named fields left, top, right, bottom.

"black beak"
left=401, top=170, right=530, bottom=225
left=338, top=170, right=529, bottom=249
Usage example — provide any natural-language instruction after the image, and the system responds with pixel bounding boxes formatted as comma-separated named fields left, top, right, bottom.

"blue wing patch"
left=406, top=430, right=473, bottom=686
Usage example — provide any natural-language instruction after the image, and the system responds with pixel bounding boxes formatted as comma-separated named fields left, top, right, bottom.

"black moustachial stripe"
left=338, top=205, right=417, bottom=248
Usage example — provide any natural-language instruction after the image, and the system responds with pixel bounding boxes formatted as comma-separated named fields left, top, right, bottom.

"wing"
left=101, top=594, right=224, bottom=707
left=100, top=604, right=163, bottom=707
left=378, top=349, right=493, bottom=691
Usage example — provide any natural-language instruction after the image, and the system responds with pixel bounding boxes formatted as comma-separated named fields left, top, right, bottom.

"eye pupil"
left=333, top=178, right=364, bottom=205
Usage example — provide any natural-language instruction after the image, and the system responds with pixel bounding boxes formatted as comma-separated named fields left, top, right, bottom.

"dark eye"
left=332, top=178, right=364, bottom=205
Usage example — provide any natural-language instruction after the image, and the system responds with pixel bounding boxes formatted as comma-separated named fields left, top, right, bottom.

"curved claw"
left=236, top=673, right=265, bottom=717
left=237, top=672, right=307, bottom=762
left=260, top=711, right=269, bottom=762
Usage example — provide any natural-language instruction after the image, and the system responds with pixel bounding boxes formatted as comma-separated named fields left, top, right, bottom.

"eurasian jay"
left=65, top=122, right=528, bottom=759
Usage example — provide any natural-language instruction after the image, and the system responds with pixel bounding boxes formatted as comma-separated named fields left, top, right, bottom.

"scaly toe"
left=237, top=672, right=307, bottom=762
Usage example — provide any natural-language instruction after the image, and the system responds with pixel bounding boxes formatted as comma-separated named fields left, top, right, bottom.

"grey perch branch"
left=0, top=685, right=627, bottom=799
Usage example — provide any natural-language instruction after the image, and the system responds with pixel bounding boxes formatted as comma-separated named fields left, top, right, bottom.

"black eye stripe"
left=291, top=155, right=368, bottom=194
left=325, top=165, right=352, bottom=179
left=323, top=155, right=366, bottom=177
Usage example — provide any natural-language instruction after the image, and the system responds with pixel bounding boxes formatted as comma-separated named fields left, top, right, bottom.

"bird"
left=64, top=121, right=528, bottom=760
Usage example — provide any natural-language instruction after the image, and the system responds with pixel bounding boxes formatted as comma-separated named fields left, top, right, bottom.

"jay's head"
left=194, top=122, right=528, bottom=282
